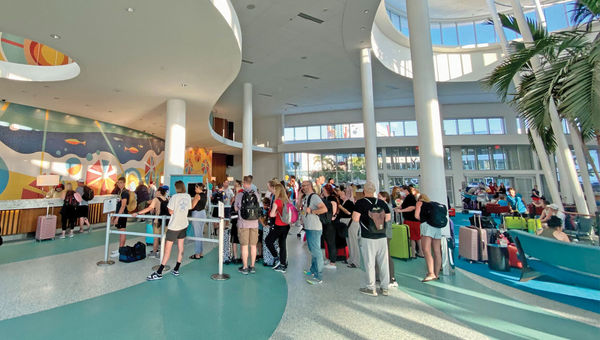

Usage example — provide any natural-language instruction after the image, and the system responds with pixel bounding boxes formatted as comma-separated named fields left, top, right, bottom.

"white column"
left=486, top=0, right=562, bottom=208
left=533, top=0, right=547, bottom=29
left=360, top=48, right=379, bottom=190
left=511, top=0, right=589, bottom=215
left=570, top=122, right=597, bottom=214
left=164, top=99, right=186, bottom=187
left=242, top=82, right=253, bottom=176
left=406, top=0, right=447, bottom=208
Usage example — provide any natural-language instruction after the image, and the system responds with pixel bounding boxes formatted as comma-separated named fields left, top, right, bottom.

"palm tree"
left=483, top=1, right=599, bottom=212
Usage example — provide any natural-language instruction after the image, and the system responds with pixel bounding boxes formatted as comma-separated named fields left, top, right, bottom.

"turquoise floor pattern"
left=0, top=250, right=287, bottom=340
left=393, top=258, right=599, bottom=340
left=0, top=222, right=146, bottom=265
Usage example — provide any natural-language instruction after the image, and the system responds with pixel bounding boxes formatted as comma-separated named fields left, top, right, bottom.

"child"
left=147, top=181, right=192, bottom=280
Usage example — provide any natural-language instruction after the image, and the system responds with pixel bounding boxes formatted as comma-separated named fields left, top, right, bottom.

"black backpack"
left=363, top=197, right=387, bottom=234
left=118, top=241, right=146, bottom=263
left=64, top=191, right=79, bottom=207
left=157, top=197, right=169, bottom=216
left=308, top=194, right=333, bottom=225
left=240, top=191, right=260, bottom=220
left=82, top=186, right=94, bottom=201
left=211, top=191, right=224, bottom=205
left=424, top=201, right=448, bottom=228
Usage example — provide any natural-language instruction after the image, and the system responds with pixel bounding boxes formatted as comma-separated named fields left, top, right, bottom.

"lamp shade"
left=36, top=175, right=60, bottom=186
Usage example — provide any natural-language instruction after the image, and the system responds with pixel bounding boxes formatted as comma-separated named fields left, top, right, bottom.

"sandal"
left=189, top=255, right=203, bottom=260
left=421, top=276, right=438, bottom=283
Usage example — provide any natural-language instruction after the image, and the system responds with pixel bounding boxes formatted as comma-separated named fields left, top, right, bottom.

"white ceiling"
left=0, top=0, right=241, bottom=145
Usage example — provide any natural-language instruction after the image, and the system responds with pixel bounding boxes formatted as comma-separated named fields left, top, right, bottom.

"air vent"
left=303, top=74, right=320, bottom=80
left=386, top=84, right=400, bottom=90
left=285, top=103, right=298, bottom=107
left=297, top=12, right=324, bottom=24
left=242, top=59, right=254, bottom=64
left=258, top=93, right=273, bottom=97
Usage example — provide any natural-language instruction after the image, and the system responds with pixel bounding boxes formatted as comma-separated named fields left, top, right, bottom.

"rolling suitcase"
left=145, top=223, right=154, bottom=245
left=389, top=224, right=411, bottom=259
left=36, top=215, right=57, bottom=241
left=262, top=225, right=279, bottom=266
left=458, top=215, right=488, bottom=263
left=222, top=227, right=232, bottom=264
left=504, top=216, right=526, bottom=230
left=324, top=242, right=349, bottom=261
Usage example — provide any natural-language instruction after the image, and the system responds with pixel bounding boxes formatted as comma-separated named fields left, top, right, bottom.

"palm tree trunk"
left=582, top=142, right=600, bottom=182
left=570, top=122, right=597, bottom=214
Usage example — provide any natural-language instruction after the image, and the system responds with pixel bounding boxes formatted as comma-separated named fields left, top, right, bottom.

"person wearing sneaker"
left=299, top=181, right=327, bottom=284
left=133, top=186, right=170, bottom=259
left=267, top=183, right=291, bottom=274
left=353, top=181, right=391, bottom=297
left=147, top=181, right=192, bottom=281
left=110, top=177, right=129, bottom=257
left=234, top=176, right=261, bottom=275
left=189, top=183, right=208, bottom=260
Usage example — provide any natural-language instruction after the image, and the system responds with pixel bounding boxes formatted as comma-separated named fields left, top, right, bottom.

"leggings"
left=61, top=206, right=76, bottom=231
left=321, top=222, right=337, bottom=263
left=265, top=224, right=290, bottom=264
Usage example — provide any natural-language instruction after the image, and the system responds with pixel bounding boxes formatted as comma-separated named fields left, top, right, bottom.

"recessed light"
left=301, top=56, right=307, bottom=60
left=180, top=82, right=188, bottom=88
left=246, top=4, right=255, bottom=10
left=113, top=89, right=121, bottom=93
left=323, top=8, right=328, bottom=12
left=53, top=97, right=60, bottom=100
left=44, top=85, right=49, bottom=88
left=108, top=110, right=113, bottom=112
left=360, top=26, right=366, bottom=30
left=364, top=10, right=369, bottom=14
left=85, top=104, right=90, bottom=107
left=126, top=7, right=135, bottom=13
left=50, top=34, right=61, bottom=39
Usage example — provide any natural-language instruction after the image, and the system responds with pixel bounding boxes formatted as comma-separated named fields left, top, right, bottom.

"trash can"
left=487, top=244, right=510, bottom=272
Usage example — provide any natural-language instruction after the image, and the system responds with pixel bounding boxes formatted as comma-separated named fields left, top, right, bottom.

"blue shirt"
left=507, top=195, right=527, bottom=213
left=498, top=200, right=508, bottom=207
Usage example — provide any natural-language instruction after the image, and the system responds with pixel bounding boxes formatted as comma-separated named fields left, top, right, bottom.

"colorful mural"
left=184, top=147, right=212, bottom=183
left=0, top=32, right=73, bottom=66
left=0, top=101, right=165, bottom=200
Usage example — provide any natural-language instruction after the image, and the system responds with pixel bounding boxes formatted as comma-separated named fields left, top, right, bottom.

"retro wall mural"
left=184, top=147, right=212, bottom=183
left=0, top=101, right=166, bottom=200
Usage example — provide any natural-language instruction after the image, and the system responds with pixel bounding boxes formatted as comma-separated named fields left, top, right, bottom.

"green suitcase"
left=504, top=216, right=527, bottom=230
left=527, top=219, right=541, bottom=234
left=390, top=224, right=411, bottom=259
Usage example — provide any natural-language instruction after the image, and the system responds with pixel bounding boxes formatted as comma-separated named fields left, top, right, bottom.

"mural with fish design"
left=0, top=101, right=166, bottom=199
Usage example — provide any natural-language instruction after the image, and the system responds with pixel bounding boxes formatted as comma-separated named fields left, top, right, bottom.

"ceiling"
left=0, top=0, right=518, bottom=148
left=0, top=0, right=241, bottom=145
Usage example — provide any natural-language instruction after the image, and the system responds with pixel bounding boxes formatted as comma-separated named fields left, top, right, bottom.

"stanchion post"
left=212, top=201, right=230, bottom=280
left=97, top=213, right=115, bottom=266
left=153, top=215, right=170, bottom=272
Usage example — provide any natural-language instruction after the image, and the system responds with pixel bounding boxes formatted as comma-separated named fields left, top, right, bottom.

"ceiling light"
left=242, top=59, right=254, bottom=64
left=364, top=10, right=369, bottom=14
left=303, top=74, right=320, bottom=80
left=108, top=110, right=113, bottom=112
left=53, top=97, right=59, bottom=100
left=360, top=26, right=366, bottom=30
left=301, top=56, right=307, bottom=60
left=43, top=85, right=49, bottom=88
left=297, top=12, right=324, bottom=24
left=113, top=89, right=121, bottom=93
left=50, top=34, right=61, bottom=39
left=246, top=4, right=255, bottom=10
left=126, top=7, right=135, bottom=13
left=180, top=82, right=188, bottom=88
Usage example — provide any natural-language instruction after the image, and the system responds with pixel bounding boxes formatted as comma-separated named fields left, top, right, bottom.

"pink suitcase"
left=36, top=215, right=57, bottom=241
left=458, top=226, right=487, bottom=263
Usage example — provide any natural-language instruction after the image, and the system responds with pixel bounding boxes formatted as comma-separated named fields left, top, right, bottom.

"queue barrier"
left=97, top=202, right=230, bottom=281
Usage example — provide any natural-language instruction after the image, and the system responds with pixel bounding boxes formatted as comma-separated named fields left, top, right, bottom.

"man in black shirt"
left=352, top=181, right=391, bottom=297
left=110, top=177, right=128, bottom=258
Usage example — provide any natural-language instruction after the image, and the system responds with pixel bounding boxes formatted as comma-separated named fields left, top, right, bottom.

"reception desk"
left=0, top=195, right=117, bottom=236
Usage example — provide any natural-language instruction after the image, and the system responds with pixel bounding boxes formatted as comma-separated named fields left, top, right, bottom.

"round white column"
left=406, top=0, right=447, bottom=207
left=360, top=48, right=379, bottom=190
left=242, top=82, right=253, bottom=176
left=163, top=98, right=186, bottom=188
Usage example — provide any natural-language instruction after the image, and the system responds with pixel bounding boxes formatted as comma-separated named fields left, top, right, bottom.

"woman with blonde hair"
left=267, top=183, right=292, bottom=273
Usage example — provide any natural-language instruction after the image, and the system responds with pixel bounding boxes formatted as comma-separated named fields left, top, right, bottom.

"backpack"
left=157, top=197, right=169, bottom=216
left=309, top=194, right=333, bottom=225
left=82, top=185, right=94, bottom=201
left=362, top=197, right=386, bottom=234
left=64, top=191, right=79, bottom=208
left=118, top=241, right=146, bottom=263
left=211, top=191, right=224, bottom=205
left=240, top=190, right=260, bottom=220
left=424, top=201, right=448, bottom=228
left=126, top=190, right=137, bottom=212
left=136, top=185, right=150, bottom=203
left=279, top=201, right=299, bottom=225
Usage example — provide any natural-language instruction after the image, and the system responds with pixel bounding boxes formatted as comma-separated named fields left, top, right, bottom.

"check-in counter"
left=0, top=195, right=117, bottom=236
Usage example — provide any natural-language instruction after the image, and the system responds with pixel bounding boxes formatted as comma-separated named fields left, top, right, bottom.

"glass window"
left=457, top=22, right=476, bottom=47
left=441, top=23, right=458, bottom=46
left=307, top=126, right=320, bottom=140
left=404, top=121, right=418, bottom=136
left=390, top=12, right=401, bottom=31
left=492, top=146, right=507, bottom=170
left=473, top=118, right=488, bottom=134
left=322, top=125, right=335, bottom=139
left=334, top=124, right=345, bottom=139
left=476, top=147, right=491, bottom=170
left=544, top=4, right=569, bottom=32
left=389, top=121, right=404, bottom=136
left=400, top=16, right=410, bottom=36
left=457, top=119, right=473, bottom=135
left=431, top=23, right=442, bottom=45
left=350, top=123, right=364, bottom=138
left=294, top=127, right=307, bottom=141
left=284, top=128, right=295, bottom=141
left=488, top=118, right=504, bottom=134
left=445, top=147, right=452, bottom=170
left=475, top=20, right=496, bottom=45
left=376, top=122, right=390, bottom=137
left=562, top=119, right=570, bottom=134
left=517, top=145, right=533, bottom=170
left=443, top=119, right=458, bottom=135
left=462, top=148, right=476, bottom=170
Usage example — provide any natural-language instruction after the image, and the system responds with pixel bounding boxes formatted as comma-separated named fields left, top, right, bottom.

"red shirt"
left=273, top=199, right=288, bottom=226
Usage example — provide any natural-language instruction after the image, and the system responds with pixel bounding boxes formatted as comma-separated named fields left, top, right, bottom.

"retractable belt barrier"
left=97, top=202, right=230, bottom=281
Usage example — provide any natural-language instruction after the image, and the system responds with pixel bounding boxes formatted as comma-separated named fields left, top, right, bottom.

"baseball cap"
left=548, top=203, right=559, bottom=210
left=159, top=185, right=169, bottom=191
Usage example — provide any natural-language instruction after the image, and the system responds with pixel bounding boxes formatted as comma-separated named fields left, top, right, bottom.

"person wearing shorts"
left=234, top=176, right=260, bottom=275
left=147, top=180, right=192, bottom=281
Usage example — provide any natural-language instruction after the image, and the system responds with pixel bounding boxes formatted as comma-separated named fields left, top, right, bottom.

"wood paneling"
left=212, top=153, right=228, bottom=184
left=0, top=203, right=108, bottom=236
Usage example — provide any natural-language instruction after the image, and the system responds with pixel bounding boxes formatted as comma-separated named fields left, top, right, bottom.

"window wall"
left=284, top=152, right=367, bottom=184
left=461, top=145, right=533, bottom=171
left=386, top=1, right=577, bottom=48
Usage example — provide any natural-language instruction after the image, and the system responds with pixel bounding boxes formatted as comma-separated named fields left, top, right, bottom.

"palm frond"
left=569, top=0, right=600, bottom=31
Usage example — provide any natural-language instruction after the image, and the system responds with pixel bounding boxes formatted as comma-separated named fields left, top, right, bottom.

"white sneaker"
left=389, top=281, right=399, bottom=288
left=110, top=250, right=119, bottom=258
left=324, top=263, right=336, bottom=270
